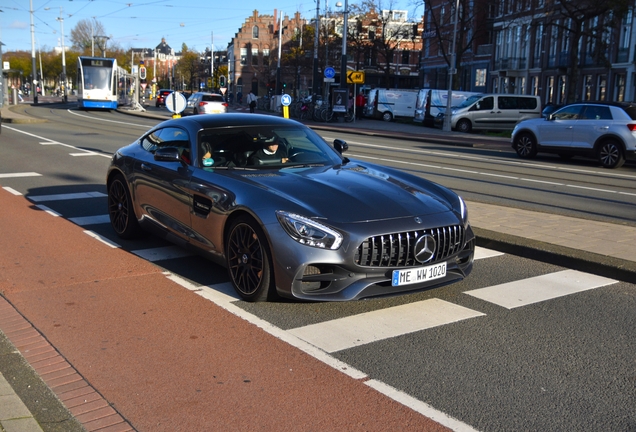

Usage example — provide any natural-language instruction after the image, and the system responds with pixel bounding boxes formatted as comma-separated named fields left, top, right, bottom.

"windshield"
left=457, top=95, right=483, bottom=108
left=198, top=125, right=343, bottom=169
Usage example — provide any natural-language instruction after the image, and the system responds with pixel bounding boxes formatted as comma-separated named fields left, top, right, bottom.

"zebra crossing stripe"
left=465, top=269, right=617, bottom=309
left=131, top=246, right=194, bottom=262
left=69, top=214, right=111, bottom=226
left=28, top=192, right=107, bottom=202
left=288, top=298, right=486, bottom=353
left=0, top=172, right=41, bottom=178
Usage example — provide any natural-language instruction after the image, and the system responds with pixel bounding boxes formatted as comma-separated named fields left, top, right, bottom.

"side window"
left=474, top=97, right=494, bottom=111
left=552, top=105, right=582, bottom=120
left=140, top=130, right=161, bottom=153
left=498, top=97, right=517, bottom=110
left=518, top=97, right=538, bottom=110
left=581, top=106, right=612, bottom=120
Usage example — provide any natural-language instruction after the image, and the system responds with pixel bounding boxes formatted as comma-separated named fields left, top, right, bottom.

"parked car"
left=107, top=114, right=475, bottom=302
left=436, top=94, right=542, bottom=132
left=155, top=89, right=173, bottom=107
left=184, top=92, right=228, bottom=115
left=511, top=102, right=636, bottom=168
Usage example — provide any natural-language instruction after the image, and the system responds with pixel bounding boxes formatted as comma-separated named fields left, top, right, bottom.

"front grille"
left=354, top=225, right=465, bottom=268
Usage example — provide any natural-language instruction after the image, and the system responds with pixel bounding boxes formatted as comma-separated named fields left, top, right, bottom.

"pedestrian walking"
left=356, top=91, right=366, bottom=119
left=247, top=91, right=257, bottom=113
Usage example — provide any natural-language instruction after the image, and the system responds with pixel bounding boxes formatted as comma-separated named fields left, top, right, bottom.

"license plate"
left=392, top=262, right=447, bottom=287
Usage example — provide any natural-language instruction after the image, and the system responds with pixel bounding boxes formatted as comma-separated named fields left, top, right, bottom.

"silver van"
left=414, top=89, right=480, bottom=126
left=439, top=94, right=542, bottom=133
left=364, top=88, right=419, bottom=121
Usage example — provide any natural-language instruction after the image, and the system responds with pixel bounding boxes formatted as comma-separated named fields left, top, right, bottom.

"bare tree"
left=70, top=19, right=107, bottom=54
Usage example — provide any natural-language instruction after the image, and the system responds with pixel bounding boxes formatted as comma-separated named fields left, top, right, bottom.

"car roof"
left=155, top=113, right=304, bottom=129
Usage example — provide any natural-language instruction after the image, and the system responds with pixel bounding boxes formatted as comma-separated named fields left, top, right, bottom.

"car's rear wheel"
left=514, top=133, right=538, bottom=159
left=382, top=111, right=393, bottom=122
left=597, top=140, right=625, bottom=168
left=456, top=118, right=472, bottom=133
left=226, top=216, right=274, bottom=302
left=108, top=174, right=141, bottom=239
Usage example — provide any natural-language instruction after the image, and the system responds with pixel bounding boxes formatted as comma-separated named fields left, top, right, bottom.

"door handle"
left=141, top=163, right=152, bottom=171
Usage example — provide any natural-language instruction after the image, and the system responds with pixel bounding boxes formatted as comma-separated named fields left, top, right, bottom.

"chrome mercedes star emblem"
left=414, top=234, right=436, bottom=263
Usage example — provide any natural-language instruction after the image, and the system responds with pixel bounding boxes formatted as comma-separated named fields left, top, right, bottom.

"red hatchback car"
left=155, top=89, right=173, bottom=107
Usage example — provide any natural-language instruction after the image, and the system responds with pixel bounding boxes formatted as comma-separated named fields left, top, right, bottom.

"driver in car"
left=249, top=137, right=289, bottom=165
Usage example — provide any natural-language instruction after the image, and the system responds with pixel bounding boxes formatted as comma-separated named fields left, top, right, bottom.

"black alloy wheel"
left=597, top=140, right=625, bottom=168
left=514, top=133, right=538, bottom=159
left=226, top=216, right=274, bottom=302
left=108, top=175, right=141, bottom=239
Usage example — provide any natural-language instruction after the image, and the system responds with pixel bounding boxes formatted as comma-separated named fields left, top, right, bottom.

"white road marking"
left=131, top=246, right=194, bottom=261
left=474, top=247, right=504, bottom=260
left=365, top=380, right=480, bottom=432
left=66, top=109, right=152, bottom=128
left=465, top=269, right=617, bottom=309
left=83, top=230, right=120, bottom=248
left=69, top=214, right=110, bottom=226
left=1, top=126, right=112, bottom=158
left=34, top=205, right=61, bottom=217
left=287, top=299, right=486, bottom=353
left=0, top=172, right=41, bottom=178
left=2, top=187, right=23, bottom=195
left=28, top=192, right=106, bottom=202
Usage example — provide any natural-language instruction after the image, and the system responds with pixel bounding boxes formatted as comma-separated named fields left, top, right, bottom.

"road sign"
left=281, top=94, right=292, bottom=106
left=324, top=67, right=336, bottom=79
left=165, top=92, right=187, bottom=114
left=347, top=71, right=365, bottom=84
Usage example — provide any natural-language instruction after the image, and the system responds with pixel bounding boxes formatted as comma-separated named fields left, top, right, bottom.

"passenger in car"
left=249, top=137, right=289, bottom=165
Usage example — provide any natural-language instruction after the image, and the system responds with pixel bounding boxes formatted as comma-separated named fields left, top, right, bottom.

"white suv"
left=511, top=102, right=636, bottom=168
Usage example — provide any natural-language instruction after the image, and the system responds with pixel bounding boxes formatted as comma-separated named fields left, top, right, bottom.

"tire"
left=108, top=174, right=142, bottom=239
left=514, top=132, right=538, bottom=159
left=225, top=216, right=274, bottom=302
left=597, top=140, right=625, bottom=168
left=382, top=111, right=393, bottom=122
left=456, top=118, right=472, bottom=133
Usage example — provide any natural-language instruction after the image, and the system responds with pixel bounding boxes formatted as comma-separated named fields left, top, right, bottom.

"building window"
left=583, top=75, right=592, bottom=100
left=598, top=75, right=607, bottom=100
left=475, top=68, right=487, bottom=87
left=252, top=48, right=259, bottom=66
left=531, top=76, right=539, bottom=96
left=558, top=76, right=566, bottom=103
left=402, top=50, right=410, bottom=64
left=263, top=48, right=270, bottom=66
left=252, top=26, right=259, bottom=39
left=240, top=48, right=247, bottom=65
left=615, top=74, right=626, bottom=101
left=546, top=76, right=554, bottom=104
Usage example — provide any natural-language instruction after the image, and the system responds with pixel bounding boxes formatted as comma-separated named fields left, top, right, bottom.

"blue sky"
left=0, top=0, right=421, bottom=54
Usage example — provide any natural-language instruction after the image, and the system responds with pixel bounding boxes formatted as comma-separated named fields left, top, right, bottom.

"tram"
left=76, top=56, right=118, bottom=109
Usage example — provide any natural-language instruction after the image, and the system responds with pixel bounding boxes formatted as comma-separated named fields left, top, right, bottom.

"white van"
left=414, top=89, right=480, bottom=126
left=440, top=94, right=542, bottom=132
left=364, top=88, right=419, bottom=121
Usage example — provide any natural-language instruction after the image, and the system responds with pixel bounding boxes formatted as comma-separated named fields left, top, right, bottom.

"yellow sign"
left=347, top=71, right=365, bottom=84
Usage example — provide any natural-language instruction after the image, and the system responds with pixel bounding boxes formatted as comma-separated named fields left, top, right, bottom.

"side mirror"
left=333, top=139, right=348, bottom=154
left=154, top=146, right=182, bottom=162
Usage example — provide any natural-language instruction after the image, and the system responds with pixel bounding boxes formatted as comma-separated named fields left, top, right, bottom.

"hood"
left=233, top=162, right=456, bottom=224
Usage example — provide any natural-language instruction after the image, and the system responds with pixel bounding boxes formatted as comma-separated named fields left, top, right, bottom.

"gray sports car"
left=107, top=114, right=474, bottom=301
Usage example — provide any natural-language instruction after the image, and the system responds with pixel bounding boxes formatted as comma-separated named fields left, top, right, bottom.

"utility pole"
left=312, top=0, right=320, bottom=101
left=29, top=0, right=38, bottom=104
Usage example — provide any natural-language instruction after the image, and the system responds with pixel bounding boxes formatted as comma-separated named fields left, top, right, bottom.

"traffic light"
left=219, top=76, right=226, bottom=87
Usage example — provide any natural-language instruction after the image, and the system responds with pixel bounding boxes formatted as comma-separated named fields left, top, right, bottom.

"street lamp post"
left=443, top=0, right=461, bottom=132
left=337, top=0, right=349, bottom=91
left=29, top=0, right=38, bottom=104
left=57, top=9, right=67, bottom=103
left=312, top=0, right=320, bottom=102
left=1, top=9, right=5, bottom=109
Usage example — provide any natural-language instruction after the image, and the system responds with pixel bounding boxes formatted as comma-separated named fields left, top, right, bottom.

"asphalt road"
left=0, top=104, right=635, bottom=431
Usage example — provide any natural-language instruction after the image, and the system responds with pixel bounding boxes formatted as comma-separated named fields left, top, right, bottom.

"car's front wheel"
left=108, top=174, right=141, bottom=239
left=597, top=140, right=625, bottom=168
left=514, top=133, right=538, bottom=159
left=382, top=111, right=393, bottom=122
left=226, top=216, right=274, bottom=302
left=456, top=118, right=472, bottom=133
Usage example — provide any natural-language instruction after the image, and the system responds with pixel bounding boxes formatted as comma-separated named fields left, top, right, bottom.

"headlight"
left=458, top=196, right=469, bottom=228
left=276, top=211, right=343, bottom=250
